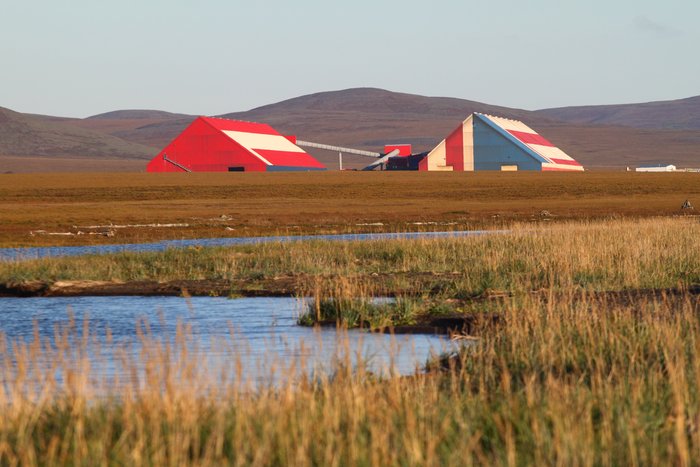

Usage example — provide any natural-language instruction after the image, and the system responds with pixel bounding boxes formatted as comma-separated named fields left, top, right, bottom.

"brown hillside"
left=533, top=124, right=700, bottom=169
left=86, top=109, right=190, bottom=120
left=536, top=95, right=700, bottom=130
left=84, top=88, right=700, bottom=170
left=0, top=107, right=156, bottom=162
left=220, top=88, right=700, bottom=169
left=223, top=87, right=540, bottom=150
left=28, top=112, right=188, bottom=149
left=112, top=88, right=555, bottom=169
left=235, top=88, right=535, bottom=120
left=4, top=88, right=700, bottom=171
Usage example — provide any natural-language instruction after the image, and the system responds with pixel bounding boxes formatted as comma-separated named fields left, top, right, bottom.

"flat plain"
left=1, top=171, right=698, bottom=247
left=2, top=214, right=700, bottom=464
left=2, top=170, right=700, bottom=464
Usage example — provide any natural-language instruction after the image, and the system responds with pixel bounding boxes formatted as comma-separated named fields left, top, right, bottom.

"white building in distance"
left=636, top=165, right=676, bottom=172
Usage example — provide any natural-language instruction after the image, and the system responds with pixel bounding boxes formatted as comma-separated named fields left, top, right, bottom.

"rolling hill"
left=2, top=88, right=699, bottom=171
left=536, top=95, right=700, bottom=130
left=0, top=106, right=158, bottom=172
left=222, top=88, right=700, bottom=169
left=222, top=88, right=540, bottom=150
left=87, top=110, right=190, bottom=120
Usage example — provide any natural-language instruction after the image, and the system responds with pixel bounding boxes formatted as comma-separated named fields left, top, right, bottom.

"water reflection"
left=0, top=230, right=502, bottom=262
left=0, top=296, right=457, bottom=394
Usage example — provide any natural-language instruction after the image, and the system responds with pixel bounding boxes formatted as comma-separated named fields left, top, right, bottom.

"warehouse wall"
left=472, top=118, right=542, bottom=171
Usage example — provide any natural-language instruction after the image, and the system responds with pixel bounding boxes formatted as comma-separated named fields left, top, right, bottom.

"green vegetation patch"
left=298, top=296, right=435, bottom=329
left=2, top=218, right=699, bottom=300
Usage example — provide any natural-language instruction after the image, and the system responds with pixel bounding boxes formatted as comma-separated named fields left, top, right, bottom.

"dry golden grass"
left=2, top=217, right=700, bottom=464
left=3, top=217, right=699, bottom=312
left=0, top=171, right=699, bottom=247
left=1, top=290, right=699, bottom=464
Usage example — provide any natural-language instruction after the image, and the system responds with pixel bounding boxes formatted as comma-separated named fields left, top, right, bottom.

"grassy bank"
left=1, top=291, right=700, bottom=464
left=3, top=217, right=699, bottom=330
left=3, top=217, right=699, bottom=293
left=2, top=217, right=700, bottom=463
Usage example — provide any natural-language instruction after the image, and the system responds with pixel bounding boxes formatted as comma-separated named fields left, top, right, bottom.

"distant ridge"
left=87, top=109, right=190, bottom=120
left=536, top=95, right=700, bottom=130
left=238, top=87, right=534, bottom=119
left=217, top=88, right=552, bottom=155
left=2, top=88, right=700, bottom=171
left=216, top=88, right=700, bottom=168
left=225, top=87, right=548, bottom=130
left=0, top=106, right=155, bottom=160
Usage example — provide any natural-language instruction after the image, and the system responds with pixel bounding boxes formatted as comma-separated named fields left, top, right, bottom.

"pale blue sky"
left=1, top=0, right=698, bottom=117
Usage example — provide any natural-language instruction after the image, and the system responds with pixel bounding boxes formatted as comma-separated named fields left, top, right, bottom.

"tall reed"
left=1, top=290, right=699, bottom=464
left=2, top=218, right=698, bottom=296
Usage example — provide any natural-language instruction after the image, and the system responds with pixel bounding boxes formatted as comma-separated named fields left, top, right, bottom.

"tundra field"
left=1, top=172, right=700, bottom=465
left=0, top=171, right=699, bottom=247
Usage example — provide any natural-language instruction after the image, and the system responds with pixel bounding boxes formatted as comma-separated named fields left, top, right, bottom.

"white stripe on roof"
left=480, top=114, right=580, bottom=166
left=480, top=114, right=535, bottom=133
left=222, top=130, right=306, bottom=166
left=526, top=144, right=577, bottom=162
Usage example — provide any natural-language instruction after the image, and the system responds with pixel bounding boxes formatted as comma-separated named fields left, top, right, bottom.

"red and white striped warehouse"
left=146, top=116, right=326, bottom=173
left=419, top=113, right=584, bottom=172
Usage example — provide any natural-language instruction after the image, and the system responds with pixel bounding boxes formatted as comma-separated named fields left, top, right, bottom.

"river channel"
left=0, top=296, right=456, bottom=388
left=0, top=230, right=502, bottom=261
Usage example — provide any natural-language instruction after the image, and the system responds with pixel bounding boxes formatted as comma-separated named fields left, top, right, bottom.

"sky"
left=1, top=0, right=698, bottom=117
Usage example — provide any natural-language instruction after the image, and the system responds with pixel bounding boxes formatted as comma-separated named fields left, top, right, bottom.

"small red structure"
left=383, top=144, right=412, bottom=157
left=146, top=116, right=326, bottom=172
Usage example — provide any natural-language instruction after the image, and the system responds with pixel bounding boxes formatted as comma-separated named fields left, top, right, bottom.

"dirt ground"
left=0, top=171, right=698, bottom=247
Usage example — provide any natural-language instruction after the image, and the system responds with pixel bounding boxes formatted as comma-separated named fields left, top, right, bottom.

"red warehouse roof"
left=146, top=116, right=326, bottom=172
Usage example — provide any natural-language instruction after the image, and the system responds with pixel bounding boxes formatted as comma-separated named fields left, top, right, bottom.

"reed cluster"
left=2, top=217, right=699, bottom=464
left=3, top=218, right=699, bottom=295
left=1, top=291, right=699, bottom=464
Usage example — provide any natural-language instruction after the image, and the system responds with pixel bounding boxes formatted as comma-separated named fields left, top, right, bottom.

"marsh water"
left=0, top=296, right=456, bottom=387
left=0, top=230, right=501, bottom=261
